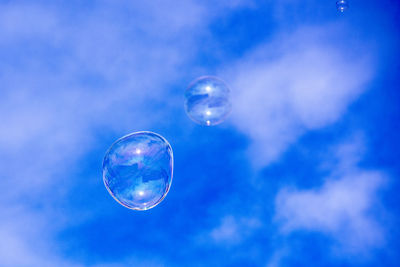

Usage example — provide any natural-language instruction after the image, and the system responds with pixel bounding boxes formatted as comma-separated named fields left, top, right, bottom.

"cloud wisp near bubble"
left=0, top=1, right=266, bottom=265
left=223, top=25, right=375, bottom=167
left=0, top=1, right=220, bottom=265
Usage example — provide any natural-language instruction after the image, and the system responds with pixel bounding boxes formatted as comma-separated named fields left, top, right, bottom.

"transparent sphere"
left=336, top=0, right=349, bottom=12
left=184, top=76, right=232, bottom=126
left=102, top=131, right=173, bottom=210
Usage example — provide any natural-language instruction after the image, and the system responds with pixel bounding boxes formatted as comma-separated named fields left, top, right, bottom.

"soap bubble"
left=184, top=76, right=232, bottom=126
left=102, top=131, right=173, bottom=210
left=336, top=0, right=349, bottom=12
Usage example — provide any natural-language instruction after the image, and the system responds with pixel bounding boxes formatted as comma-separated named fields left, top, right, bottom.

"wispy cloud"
left=0, top=1, right=260, bottom=266
left=275, top=136, right=387, bottom=254
left=0, top=205, right=82, bottom=267
left=209, top=215, right=261, bottom=245
left=0, top=1, right=212, bottom=265
left=223, top=25, right=374, bottom=167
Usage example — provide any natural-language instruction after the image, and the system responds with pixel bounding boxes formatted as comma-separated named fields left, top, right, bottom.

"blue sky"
left=0, top=0, right=399, bottom=266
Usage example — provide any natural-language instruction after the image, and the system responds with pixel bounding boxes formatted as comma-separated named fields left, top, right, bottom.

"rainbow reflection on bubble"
left=102, top=131, right=173, bottom=210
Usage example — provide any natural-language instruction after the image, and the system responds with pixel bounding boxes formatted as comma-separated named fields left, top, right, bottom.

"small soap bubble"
left=336, top=0, right=349, bottom=12
left=184, top=76, right=232, bottom=126
left=102, top=131, right=173, bottom=210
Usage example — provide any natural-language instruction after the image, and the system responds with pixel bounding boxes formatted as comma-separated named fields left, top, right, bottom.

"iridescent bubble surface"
left=184, top=76, right=232, bottom=126
left=102, top=131, right=173, bottom=210
left=336, top=0, right=349, bottom=12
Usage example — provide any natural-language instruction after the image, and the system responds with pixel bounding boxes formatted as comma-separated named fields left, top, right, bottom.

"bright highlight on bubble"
left=184, top=76, right=232, bottom=126
left=102, top=131, right=173, bottom=211
left=336, top=0, right=349, bottom=12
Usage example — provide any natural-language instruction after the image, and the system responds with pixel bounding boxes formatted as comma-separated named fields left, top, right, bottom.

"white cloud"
left=276, top=172, right=385, bottom=251
left=0, top=0, right=206, bottom=196
left=210, top=215, right=261, bottom=245
left=0, top=3, right=58, bottom=41
left=223, top=25, right=374, bottom=167
left=0, top=1, right=214, bottom=266
left=0, top=1, right=261, bottom=265
left=274, top=138, right=387, bottom=253
left=0, top=205, right=82, bottom=267
left=266, top=248, right=288, bottom=267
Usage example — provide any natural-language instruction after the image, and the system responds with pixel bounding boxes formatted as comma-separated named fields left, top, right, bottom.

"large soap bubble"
left=102, top=131, right=173, bottom=210
left=184, top=76, right=232, bottom=126
left=336, top=0, right=349, bottom=12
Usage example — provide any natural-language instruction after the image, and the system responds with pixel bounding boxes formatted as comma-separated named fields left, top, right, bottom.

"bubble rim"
left=102, top=131, right=174, bottom=211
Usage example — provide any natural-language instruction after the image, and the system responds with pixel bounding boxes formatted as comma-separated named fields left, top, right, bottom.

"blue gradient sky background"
left=0, top=0, right=399, bottom=266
